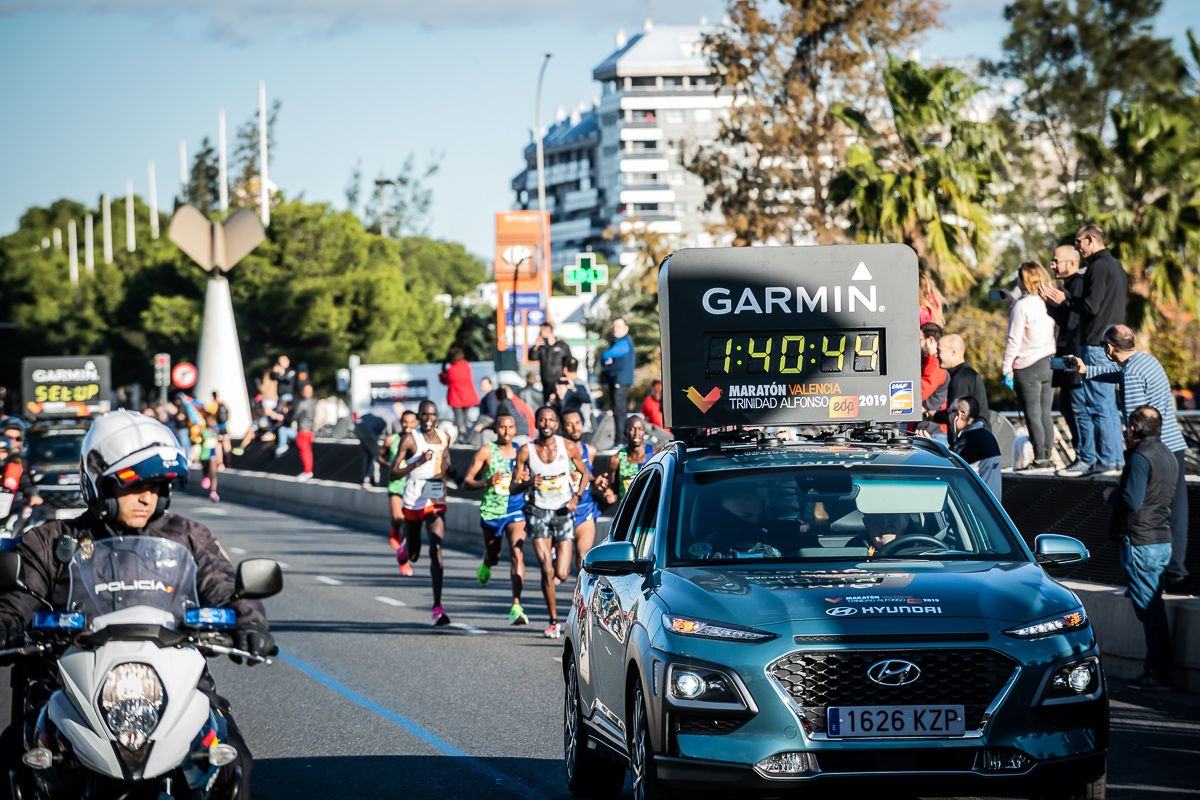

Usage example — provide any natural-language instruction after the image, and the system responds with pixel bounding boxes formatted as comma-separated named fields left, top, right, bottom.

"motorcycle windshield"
left=67, top=536, right=200, bottom=622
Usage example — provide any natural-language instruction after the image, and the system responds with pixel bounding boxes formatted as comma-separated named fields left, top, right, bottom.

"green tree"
left=685, top=0, right=940, bottom=246
left=829, top=59, right=1006, bottom=296
left=1064, top=102, right=1200, bottom=328
left=365, top=154, right=440, bottom=238
left=232, top=98, right=282, bottom=203
left=186, top=137, right=221, bottom=215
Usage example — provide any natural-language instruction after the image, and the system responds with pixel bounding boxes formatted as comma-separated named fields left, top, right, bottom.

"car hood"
left=658, top=561, right=1079, bottom=626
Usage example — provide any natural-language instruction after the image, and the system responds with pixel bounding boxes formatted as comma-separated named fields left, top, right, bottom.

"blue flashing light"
left=184, top=608, right=237, bottom=629
left=32, top=611, right=85, bottom=630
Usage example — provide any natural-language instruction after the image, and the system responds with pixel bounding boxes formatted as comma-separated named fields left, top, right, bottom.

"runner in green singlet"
left=599, top=415, right=653, bottom=507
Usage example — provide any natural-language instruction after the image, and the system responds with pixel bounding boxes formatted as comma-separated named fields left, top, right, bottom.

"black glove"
left=231, top=627, right=277, bottom=665
left=0, top=619, right=26, bottom=650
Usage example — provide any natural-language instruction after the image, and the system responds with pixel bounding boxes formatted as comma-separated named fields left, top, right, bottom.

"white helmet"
left=81, top=410, right=187, bottom=521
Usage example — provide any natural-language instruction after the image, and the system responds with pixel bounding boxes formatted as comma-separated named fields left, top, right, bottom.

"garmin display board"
left=659, top=245, right=920, bottom=428
left=22, top=356, right=112, bottom=419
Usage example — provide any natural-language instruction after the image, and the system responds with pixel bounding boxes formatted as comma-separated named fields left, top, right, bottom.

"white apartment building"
left=512, top=22, right=733, bottom=270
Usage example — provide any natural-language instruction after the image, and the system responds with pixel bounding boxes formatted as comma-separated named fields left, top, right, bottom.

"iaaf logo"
left=700, top=262, right=883, bottom=316
left=94, top=579, right=175, bottom=594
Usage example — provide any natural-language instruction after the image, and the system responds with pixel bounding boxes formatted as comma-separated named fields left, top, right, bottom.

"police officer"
left=0, top=411, right=276, bottom=798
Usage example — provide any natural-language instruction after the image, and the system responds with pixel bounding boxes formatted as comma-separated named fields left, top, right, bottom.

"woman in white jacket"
left=1002, top=261, right=1058, bottom=469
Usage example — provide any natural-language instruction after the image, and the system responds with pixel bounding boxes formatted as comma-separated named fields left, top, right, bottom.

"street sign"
left=510, top=291, right=542, bottom=309
left=564, top=253, right=609, bottom=295
left=171, top=362, right=198, bottom=390
left=506, top=308, right=546, bottom=326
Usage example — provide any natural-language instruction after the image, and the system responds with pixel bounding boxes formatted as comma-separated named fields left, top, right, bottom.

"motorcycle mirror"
left=0, top=551, right=25, bottom=593
left=234, top=559, right=284, bottom=600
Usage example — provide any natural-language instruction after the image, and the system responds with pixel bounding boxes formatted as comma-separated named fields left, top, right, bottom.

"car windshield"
left=30, top=433, right=84, bottom=465
left=670, top=466, right=1025, bottom=566
left=67, top=536, right=200, bottom=621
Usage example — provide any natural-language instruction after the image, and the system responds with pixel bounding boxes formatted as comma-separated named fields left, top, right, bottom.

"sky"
left=1, top=0, right=1195, bottom=260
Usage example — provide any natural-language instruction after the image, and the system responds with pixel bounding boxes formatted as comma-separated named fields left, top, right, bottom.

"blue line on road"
left=277, top=650, right=549, bottom=800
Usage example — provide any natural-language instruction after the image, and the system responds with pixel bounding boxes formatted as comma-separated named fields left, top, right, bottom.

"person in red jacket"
left=919, top=323, right=949, bottom=435
left=641, top=379, right=665, bottom=430
left=440, top=346, right=480, bottom=439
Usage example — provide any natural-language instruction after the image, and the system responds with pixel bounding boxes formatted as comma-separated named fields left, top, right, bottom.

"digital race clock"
left=659, top=245, right=920, bottom=428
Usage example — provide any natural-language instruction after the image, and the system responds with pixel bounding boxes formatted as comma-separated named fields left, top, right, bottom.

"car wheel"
left=564, top=658, right=624, bottom=797
left=1031, top=769, right=1106, bottom=800
left=629, top=679, right=670, bottom=800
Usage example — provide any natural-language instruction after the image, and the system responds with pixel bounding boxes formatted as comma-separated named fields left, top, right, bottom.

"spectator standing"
left=1002, top=262, right=1058, bottom=470
left=354, top=410, right=390, bottom=487
left=294, top=384, right=316, bottom=481
left=210, top=391, right=231, bottom=456
left=1042, top=225, right=1127, bottom=476
left=918, top=323, right=949, bottom=435
left=519, top=371, right=542, bottom=410
left=1107, top=406, right=1178, bottom=690
left=1073, top=324, right=1189, bottom=590
left=918, top=271, right=945, bottom=327
left=552, top=356, right=591, bottom=428
left=527, top=323, right=572, bottom=404
left=641, top=379, right=665, bottom=430
left=933, top=334, right=988, bottom=437
left=948, top=397, right=1002, bottom=498
left=271, top=355, right=297, bottom=401
left=1043, top=245, right=1086, bottom=455
left=600, top=317, right=635, bottom=447
left=439, top=346, right=479, bottom=436
left=257, top=367, right=279, bottom=414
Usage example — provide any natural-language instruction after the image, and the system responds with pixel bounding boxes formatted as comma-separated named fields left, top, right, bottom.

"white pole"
left=53, top=228, right=62, bottom=250
left=85, top=213, right=94, bottom=272
left=179, top=139, right=189, bottom=194
left=125, top=178, right=135, bottom=253
left=102, top=194, right=113, bottom=264
left=148, top=161, right=159, bottom=239
left=218, top=108, right=229, bottom=213
left=259, top=80, right=270, bottom=227
left=68, top=220, right=78, bottom=284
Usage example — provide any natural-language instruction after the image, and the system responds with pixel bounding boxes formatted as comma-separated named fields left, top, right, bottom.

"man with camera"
left=528, top=322, right=572, bottom=405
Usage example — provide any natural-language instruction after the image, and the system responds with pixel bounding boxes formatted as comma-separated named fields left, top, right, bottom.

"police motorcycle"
left=0, top=539, right=281, bottom=799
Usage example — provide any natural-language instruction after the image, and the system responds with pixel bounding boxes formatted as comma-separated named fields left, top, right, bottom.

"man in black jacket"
left=1042, top=245, right=1086, bottom=454
left=0, top=411, right=274, bottom=797
left=934, top=334, right=989, bottom=437
left=1107, top=405, right=1178, bottom=691
left=1042, top=225, right=1128, bottom=475
left=528, top=323, right=572, bottom=404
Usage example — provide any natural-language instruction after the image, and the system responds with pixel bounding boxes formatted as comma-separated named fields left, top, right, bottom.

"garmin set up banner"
left=659, top=245, right=920, bottom=428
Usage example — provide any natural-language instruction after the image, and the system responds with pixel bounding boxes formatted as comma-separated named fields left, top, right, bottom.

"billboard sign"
left=22, top=356, right=112, bottom=419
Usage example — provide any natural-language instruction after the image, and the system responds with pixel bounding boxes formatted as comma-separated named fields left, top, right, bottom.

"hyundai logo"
left=867, top=659, right=921, bottom=687
left=825, top=606, right=857, bottom=617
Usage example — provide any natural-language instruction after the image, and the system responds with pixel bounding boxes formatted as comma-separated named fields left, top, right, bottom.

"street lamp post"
left=373, top=177, right=406, bottom=239
left=534, top=52, right=552, bottom=283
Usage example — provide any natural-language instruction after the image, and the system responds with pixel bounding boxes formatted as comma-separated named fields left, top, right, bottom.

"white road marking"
left=315, top=576, right=343, bottom=586
left=374, top=596, right=406, bottom=607
left=229, top=547, right=247, bottom=555
left=447, top=622, right=488, bottom=635
left=193, top=507, right=228, bottom=515
left=552, top=657, right=562, bottom=663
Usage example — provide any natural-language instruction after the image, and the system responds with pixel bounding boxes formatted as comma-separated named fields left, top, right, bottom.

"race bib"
left=542, top=473, right=567, bottom=494
left=495, top=473, right=512, bottom=496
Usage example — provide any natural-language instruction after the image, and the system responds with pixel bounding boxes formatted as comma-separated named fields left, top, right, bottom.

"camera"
left=1051, top=356, right=1078, bottom=371
left=987, top=289, right=1014, bottom=302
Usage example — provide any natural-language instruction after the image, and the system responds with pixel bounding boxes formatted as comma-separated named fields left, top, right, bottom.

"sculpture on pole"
left=167, top=206, right=264, bottom=438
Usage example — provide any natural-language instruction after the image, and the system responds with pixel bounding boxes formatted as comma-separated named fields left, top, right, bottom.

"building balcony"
left=619, top=156, right=672, bottom=173
left=550, top=217, right=597, bottom=242
left=619, top=188, right=676, bottom=204
left=562, top=187, right=600, bottom=215
left=619, top=127, right=664, bottom=142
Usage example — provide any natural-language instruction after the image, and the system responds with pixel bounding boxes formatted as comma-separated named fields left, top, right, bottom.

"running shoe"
left=476, top=562, right=492, bottom=586
left=508, top=603, right=529, bottom=626
left=396, top=547, right=414, bottom=577
left=432, top=606, right=451, bottom=626
left=389, top=531, right=404, bottom=552
left=232, top=447, right=245, bottom=456
left=200, top=477, right=211, bottom=490
left=208, top=491, right=220, bottom=503
left=1057, top=460, right=1094, bottom=477
left=543, top=622, right=561, bottom=639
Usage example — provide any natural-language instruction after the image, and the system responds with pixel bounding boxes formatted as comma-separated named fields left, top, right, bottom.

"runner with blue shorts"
left=562, top=409, right=600, bottom=570
left=462, top=413, right=530, bottom=625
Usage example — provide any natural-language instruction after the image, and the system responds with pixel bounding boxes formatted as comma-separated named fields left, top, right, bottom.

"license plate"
left=827, top=705, right=966, bottom=737
left=54, top=508, right=86, bottom=520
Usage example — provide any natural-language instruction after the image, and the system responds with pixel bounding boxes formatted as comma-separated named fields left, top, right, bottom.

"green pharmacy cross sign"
left=564, top=253, right=609, bottom=296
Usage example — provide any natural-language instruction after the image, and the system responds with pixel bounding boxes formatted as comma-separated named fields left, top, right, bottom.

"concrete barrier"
left=192, top=468, right=1198, bottom=692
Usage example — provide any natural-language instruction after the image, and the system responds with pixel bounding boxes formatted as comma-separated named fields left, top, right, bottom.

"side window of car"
left=630, top=472, right=661, bottom=560
left=609, top=471, right=650, bottom=542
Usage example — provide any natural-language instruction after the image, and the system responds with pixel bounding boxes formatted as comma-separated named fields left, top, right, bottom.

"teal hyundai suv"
left=562, top=431, right=1106, bottom=799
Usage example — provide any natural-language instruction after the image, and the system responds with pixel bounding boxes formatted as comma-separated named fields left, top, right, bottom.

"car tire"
left=1031, top=769, right=1106, bottom=800
left=629, top=679, right=670, bottom=800
left=564, top=658, right=624, bottom=797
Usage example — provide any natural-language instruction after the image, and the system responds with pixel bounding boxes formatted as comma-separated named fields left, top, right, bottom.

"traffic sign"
left=564, top=253, right=609, bottom=295
left=508, top=291, right=542, bottom=310
left=506, top=308, right=546, bottom=326
left=171, top=362, right=198, bottom=390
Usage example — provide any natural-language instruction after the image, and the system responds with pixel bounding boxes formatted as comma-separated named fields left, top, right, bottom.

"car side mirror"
left=1034, top=534, right=1089, bottom=567
left=0, top=551, right=24, bottom=593
left=235, top=559, right=284, bottom=600
left=583, top=541, right=652, bottom=576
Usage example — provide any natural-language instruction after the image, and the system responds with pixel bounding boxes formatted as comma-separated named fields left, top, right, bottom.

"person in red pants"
left=295, top=384, right=316, bottom=481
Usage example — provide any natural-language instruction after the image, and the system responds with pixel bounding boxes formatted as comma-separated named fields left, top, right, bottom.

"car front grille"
left=767, top=649, right=1018, bottom=735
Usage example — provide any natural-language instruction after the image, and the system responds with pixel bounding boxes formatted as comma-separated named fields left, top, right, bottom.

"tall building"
left=512, top=21, right=733, bottom=270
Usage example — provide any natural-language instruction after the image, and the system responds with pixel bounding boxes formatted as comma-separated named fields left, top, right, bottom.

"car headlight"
left=99, top=663, right=165, bottom=751
left=663, top=614, right=776, bottom=643
left=1004, top=607, right=1089, bottom=639
left=1041, top=657, right=1102, bottom=703
left=667, top=663, right=749, bottom=709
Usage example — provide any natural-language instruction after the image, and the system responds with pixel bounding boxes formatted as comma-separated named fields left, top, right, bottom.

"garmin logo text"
left=701, top=285, right=880, bottom=316
left=31, top=361, right=102, bottom=383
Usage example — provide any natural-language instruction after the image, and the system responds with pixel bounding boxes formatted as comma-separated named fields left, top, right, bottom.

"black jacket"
left=934, top=363, right=989, bottom=426
left=1110, top=436, right=1177, bottom=546
left=1072, top=249, right=1128, bottom=346
left=0, top=510, right=268, bottom=632
left=528, top=339, right=572, bottom=393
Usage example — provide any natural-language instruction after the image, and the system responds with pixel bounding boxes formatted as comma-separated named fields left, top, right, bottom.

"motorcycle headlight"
left=1004, top=607, right=1089, bottom=639
left=99, top=663, right=165, bottom=752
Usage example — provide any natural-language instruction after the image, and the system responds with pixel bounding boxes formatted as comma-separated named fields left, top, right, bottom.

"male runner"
left=599, top=415, right=654, bottom=506
left=561, top=409, right=601, bottom=570
left=382, top=409, right=419, bottom=554
left=462, top=413, right=530, bottom=625
left=391, top=400, right=453, bottom=626
left=513, top=407, right=591, bottom=638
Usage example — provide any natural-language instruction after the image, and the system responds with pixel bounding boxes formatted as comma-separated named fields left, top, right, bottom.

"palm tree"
left=1066, top=102, right=1200, bottom=329
left=829, top=58, right=1007, bottom=298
